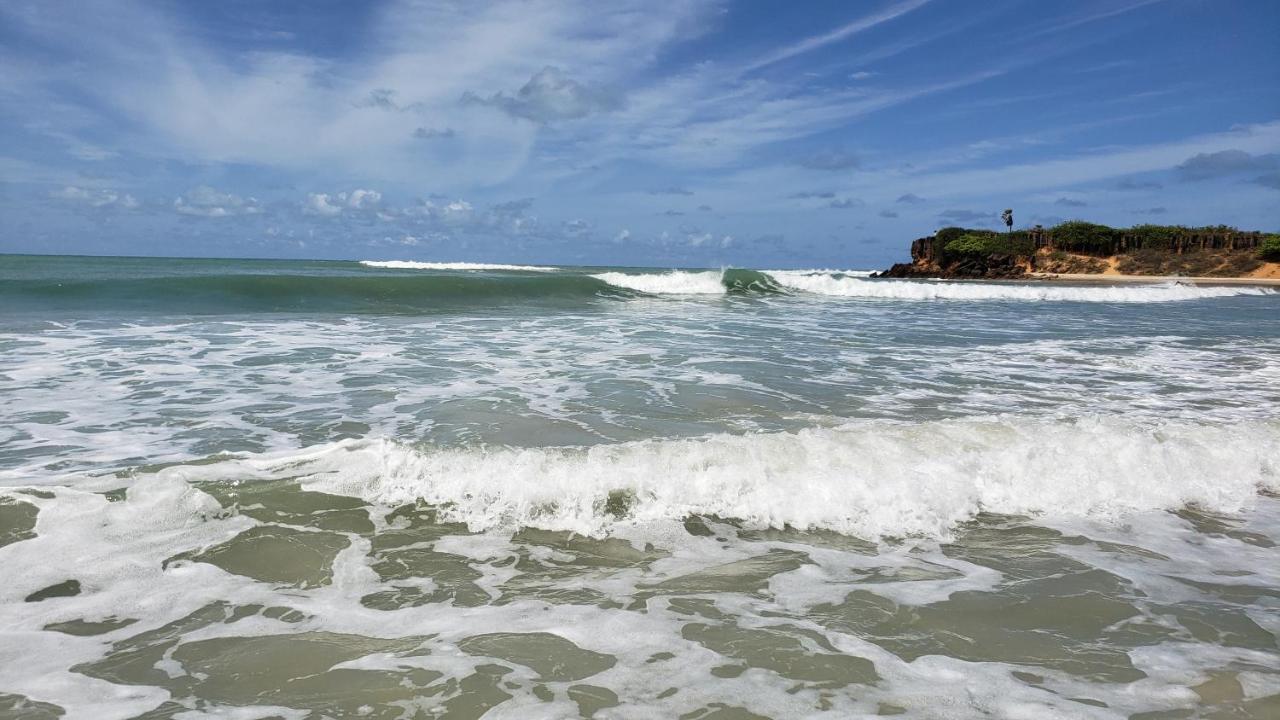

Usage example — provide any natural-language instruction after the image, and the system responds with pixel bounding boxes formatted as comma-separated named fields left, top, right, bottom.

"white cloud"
left=304, top=193, right=343, bottom=216
left=304, top=189, right=383, bottom=216
left=346, top=189, right=382, bottom=209
left=403, top=198, right=482, bottom=227
left=51, top=185, right=138, bottom=209
left=175, top=186, right=260, bottom=217
left=442, top=200, right=474, bottom=222
left=464, top=66, right=621, bottom=123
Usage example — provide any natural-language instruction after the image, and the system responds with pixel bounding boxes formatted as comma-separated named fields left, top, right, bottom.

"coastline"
left=1028, top=272, right=1280, bottom=287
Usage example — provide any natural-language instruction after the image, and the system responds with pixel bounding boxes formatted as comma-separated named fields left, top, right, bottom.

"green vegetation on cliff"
left=1261, top=235, right=1280, bottom=261
left=939, top=232, right=1034, bottom=261
left=934, top=222, right=1274, bottom=261
left=1048, top=221, right=1254, bottom=254
left=1049, top=221, right=1117, bottom=254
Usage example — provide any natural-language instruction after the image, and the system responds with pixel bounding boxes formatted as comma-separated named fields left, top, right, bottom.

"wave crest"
left=165, top=417, right=1279, bottom=540
left=591, top=270, right=727, bottom=295
left=360, top=260, right=557, bottom=272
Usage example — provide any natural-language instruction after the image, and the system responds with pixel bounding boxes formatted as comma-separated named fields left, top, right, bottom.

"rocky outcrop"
left=876, top=240, right=1029, bottom=279
left=877, top=224, right=1274, bottom=279
left=877, top=256, right=1025, bottom=279
left=876, top=262, right=932, bottom=279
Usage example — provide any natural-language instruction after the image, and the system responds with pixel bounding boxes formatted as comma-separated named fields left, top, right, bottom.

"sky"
left=1, top=0, right=1277, bottom=268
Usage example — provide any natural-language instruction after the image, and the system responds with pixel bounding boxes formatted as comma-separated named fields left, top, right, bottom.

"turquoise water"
left=1, top=254, right=1278, bottom=718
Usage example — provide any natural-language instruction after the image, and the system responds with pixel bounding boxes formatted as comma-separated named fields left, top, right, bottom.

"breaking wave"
left=360, top=260, right=558, bottom=272
left=591, top=270, right=726, bottom=295
left=588, top=268, right=1271, bottom=302
left=767, top=271, right=1275, bottom=302
left=151, top=416, right=1280, bottom=540
left=590, top=268, right=782, bottom=295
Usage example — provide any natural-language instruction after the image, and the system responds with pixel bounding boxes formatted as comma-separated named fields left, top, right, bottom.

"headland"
left=877, top=222, right=1280, bottom=285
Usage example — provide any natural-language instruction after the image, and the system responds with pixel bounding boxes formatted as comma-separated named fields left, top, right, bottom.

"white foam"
left=200, top=416, right=1280, bottom=540
left=591, top=270, right=727, bottom=295
left=767, top=271, right=1276, bottom=302
left=359, top=260, right=557, bottom=272
left=4, top=440, right=1278, bottom=719
left=763, top=268, right=877, bottom=277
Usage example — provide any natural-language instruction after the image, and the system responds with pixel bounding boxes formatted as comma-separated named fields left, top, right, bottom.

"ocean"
left=1, top=254, right=1278, bottom=719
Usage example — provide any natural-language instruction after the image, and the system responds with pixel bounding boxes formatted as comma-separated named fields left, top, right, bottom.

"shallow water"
left=1, top=255, right=1278, bottom=718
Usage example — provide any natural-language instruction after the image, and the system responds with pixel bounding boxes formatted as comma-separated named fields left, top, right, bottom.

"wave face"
left=2, top=256, right=1273, bottom=315
left=168, top=416, right=1279, bottom=539
left=0, top=268, right=623, bottom=314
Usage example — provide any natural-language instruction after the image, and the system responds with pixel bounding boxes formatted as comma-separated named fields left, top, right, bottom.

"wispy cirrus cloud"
left=899, top=121, right=1280, bottom=199
left=743, top=0, right=932, bottom=72
left=798, top=149, right=861, bottom=171
left=0, top=0, right=720, bottom=186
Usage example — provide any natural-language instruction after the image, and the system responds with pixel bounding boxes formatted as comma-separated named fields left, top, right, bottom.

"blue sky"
left=1, top=0, right=1277, bottom=268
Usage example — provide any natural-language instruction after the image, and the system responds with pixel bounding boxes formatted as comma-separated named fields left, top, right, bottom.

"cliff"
left=878, top=223, right=1280, bottom=279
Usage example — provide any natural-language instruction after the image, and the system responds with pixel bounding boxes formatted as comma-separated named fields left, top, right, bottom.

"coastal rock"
left=874, top=262, right=934, bottom=279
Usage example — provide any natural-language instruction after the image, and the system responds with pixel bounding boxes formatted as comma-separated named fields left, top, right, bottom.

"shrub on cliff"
left=943, top=233, right=1035, bottom=260
left=935, top=227, right=982, bottom=246
left=1261, top=234, right=1280, bottom=261
left=1050, top=221, right=1119, bottom=254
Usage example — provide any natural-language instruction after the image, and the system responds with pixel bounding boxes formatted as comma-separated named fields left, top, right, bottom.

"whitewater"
left=2, top=254, right=1279, bottom=719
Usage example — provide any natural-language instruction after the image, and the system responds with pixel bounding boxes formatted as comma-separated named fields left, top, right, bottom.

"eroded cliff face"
left=878, top=254, right=1027, bottom=279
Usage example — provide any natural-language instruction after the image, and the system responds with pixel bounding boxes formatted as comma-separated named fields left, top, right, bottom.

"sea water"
left=1, top=255, right=1277, bottom=719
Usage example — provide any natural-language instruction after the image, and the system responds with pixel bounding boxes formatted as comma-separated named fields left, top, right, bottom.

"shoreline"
left=1027, top=272, right=1280, bottom=287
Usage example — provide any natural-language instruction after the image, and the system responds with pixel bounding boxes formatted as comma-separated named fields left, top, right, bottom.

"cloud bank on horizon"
left=1, top=0, right=1277, bottom=267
